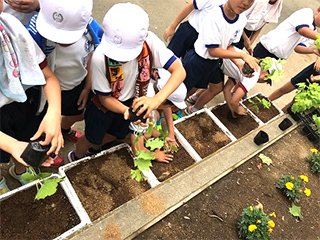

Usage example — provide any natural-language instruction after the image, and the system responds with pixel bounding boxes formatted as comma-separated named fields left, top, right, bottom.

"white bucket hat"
left=36, top=0, right=93, bottom=44
left=147, top=69, right=187, bottom=110
left=100, top=3, right=149, bottom=62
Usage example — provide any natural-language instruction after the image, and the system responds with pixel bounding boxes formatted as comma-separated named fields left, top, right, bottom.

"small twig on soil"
left=209, top=214, right=223, bottom=222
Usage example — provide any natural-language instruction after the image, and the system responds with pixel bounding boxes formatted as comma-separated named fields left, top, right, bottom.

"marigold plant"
left=276, top=174, right=311, bottom=202
left=306, top=148, right=320, bottom=174
left=238, top=204, right=276, bottom=240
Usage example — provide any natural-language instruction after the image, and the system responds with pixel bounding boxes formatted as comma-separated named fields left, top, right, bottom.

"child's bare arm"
left=294, top=45, right=320, bottom=57
left=32, top=65, right=63, bottom=156
left=297, top=27, right=320, bottom=41
left=78, top=52, right=93, bottom=110
left=164, top=2, right=194, bottom=42
left=98, top=95, right=130, bottom=119
left=162, top=107, right=178, bottom=149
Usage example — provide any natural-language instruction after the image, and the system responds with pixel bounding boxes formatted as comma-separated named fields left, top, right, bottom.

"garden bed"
left=211, top=103, right=260, bottom=139
left=174, top=110, right=233, bottom=159
left=62, top=144, right=150, bottom=221
left=135, top=127, right=320, bottom=239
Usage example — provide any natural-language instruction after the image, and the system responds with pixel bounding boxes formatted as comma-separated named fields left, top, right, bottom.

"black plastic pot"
left=254, top=130, right=269, bottom=145
left=307, top=132, right=317, bottom=142
left=302, top=126, right=311, bottom=135
left=278, top=118, right=293, bottom=131
left=129, top=106, right=147, bottom=123
left=20, top=136, right=51, bottom=167
left=286, top=106, right=300, bottom=122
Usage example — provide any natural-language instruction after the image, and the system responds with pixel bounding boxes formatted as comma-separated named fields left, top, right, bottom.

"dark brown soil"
left=211, top=103, right=259, bottom=139
left=243, top=94, right=281, bottom=123
left=135, top=127, right=320, bottom=240
left=66, top=147, right=150, bottom=221
left=175, top=112, right=232, bottom=158
left=0, top=185, right=80, bottom=240
left=151, top=140, right=195, bottom=182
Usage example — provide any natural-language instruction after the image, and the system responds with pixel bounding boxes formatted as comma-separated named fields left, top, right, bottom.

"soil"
left=66, top=146, right=150, bottom=221
left=211, top=103, right=259, bottom=139
left=175, top=112, right=232, bottom=159
left=135, top=127, right=320, bottom=240
left=0, top=185, right=80, bottom=240
left=243, top=94, right=281, bottom=123
left=151, top=139, right=196, bottom=182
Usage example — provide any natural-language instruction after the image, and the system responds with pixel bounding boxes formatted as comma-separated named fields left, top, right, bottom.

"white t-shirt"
left=53, top=34, right=94, bottom=91
left=188, top=0, right=227, bottom=32
left=91, top=31, right=177, bottom=102
left=222, top=48, right=261, bottom=93
left=195, top=5, right=247, bottom=59
left=260, top=8, right=315, bottom=59
left=3, top=2, right=37, bottom=25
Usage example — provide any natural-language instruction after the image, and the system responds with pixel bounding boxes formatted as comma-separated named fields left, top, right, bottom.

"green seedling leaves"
left=145, top=138, right=164, bottom=151
left=312, top=114, right=320, bottom=134
left=292, top=80, right=320, bottom=113
left=21, top=172, right=52, bottom=183
left=289, top=203, right=303, bottom=219
left=259, top=153, right=273, bottom=166
left=260, top=57, right=285, bottom=83
left=35, top=178, right=64, bottom=200
left=131, top=169, right=145, bottom=182
left=315, top=36, right=320, bottom=49
left=170, top=145, right=179, bottom=152
left=134, top=158, right=153, bottom=172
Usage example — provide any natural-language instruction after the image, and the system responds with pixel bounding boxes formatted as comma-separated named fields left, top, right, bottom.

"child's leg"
left=194, top=82, right=224, bottom=110
left=61, top=114, right=84, bottom=130
left=268, top=81, right=295, bottom=101
left=229, top=87, right=247, bottom=117
left=223, top=78, right=236, bottom=110
left=74, top=135, right=92, bottom=158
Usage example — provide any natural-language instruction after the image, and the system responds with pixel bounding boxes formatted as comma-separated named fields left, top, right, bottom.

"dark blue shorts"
left=291, top=62, right=319, bottom=88
left=0, top=88, right=46, bottom=163
left=235, top=28, right=254, bottom=50
left=167, top=21, right=198, bottom=59
left=84, top=98, right=133, bottom=145
left=253, top=42, right=279, bottom=60
left=61, top=81, right=86, bottom=116
left=182, top=49, right=223, bottom=93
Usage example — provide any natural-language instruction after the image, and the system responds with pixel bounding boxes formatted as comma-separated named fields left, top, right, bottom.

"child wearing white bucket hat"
left=68, top=2, right=186, bottom=162
left=26, top=0, right=103, bottom=146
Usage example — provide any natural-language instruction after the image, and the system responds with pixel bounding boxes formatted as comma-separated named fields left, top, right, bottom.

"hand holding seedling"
left=132, top=96, right=163, bottom=120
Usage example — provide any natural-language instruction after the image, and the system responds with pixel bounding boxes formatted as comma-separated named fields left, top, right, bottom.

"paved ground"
left=2, top=0, right=320, bottom=190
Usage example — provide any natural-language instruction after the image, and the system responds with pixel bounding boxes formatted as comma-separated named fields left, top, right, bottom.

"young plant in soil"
left=238, top=203, right=276, bottom=240
left=131, top=125, right=178, bottom=182
left=21, top=168, right=64, bottom=200
left=291, top=80, right=320, bottom=113
left=276, top=174, right=311, bottom=203
left=248, top=96, right=271, bottom=113
left=306, top=148, right=320, bottom=174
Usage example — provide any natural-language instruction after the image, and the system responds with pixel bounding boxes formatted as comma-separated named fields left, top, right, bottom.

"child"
left=237, top=0, right=283, bottom=54
left=268, top=57, right=320, bottom=112
left=164, top=0, right=226, bottom=58
left=222, top=48, right=283, bottom=116
left=130, top=68, right=187, bottom=163
left=0, top=0, right=63, bottom=192
left=253, top=7, right=320, bottom=60
left=68, top=3, right=186, bottom=162
left=183, top=0, right=259, bottom=114
left=26, top=0, right=102, bottom=143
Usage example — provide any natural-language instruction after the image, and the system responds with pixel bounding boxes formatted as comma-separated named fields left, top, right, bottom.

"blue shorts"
left=61, top=81, right=86, bottom=116
left=167, top=21, right=198, bottom=59
left=84, top=98, right=133, bottom=145
left=182, top=49, right=223, bottom=92
left=0, top=88, right=46, bottom=163
left=253, top=42, right=279, bottom=60
left=291, top=62, right=319, bottom=88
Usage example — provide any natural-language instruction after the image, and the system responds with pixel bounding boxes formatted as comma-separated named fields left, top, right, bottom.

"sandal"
left=8, top=165, right=29, bottom=186
left=0, top=177, right=10, bottom=194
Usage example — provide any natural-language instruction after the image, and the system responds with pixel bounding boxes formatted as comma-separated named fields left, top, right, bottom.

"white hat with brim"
left=100, top=3, right=149, bottom=62
left=36, top=0, right=92, bottom=44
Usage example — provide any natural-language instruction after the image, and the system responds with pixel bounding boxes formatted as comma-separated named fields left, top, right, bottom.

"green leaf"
left=35, top=178, right=64, bottom=200
left=21, top=171, right=52, bottom=182
left=170, top=145, right=179, bottom=152
left=145, top=138, right=164, bottom=151
left=259, top=153, right=273, bottom=166
left=134, top=158, right=153, bottom=171
left=315, top=36, right=320, bottom=49
left=136, top=150, right=156, bottom=161
left=289, top=203, right=303, bottom=219
left=131, top=169, right=145, bottom=182
left=312, top=114, right=320, bottom=134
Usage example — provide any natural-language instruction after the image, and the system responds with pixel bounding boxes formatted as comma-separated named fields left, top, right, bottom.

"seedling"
left=259, top=57, right=285, bottom=83
left=315, top=36, right=320, bottom=49
left=21, top=167, right=64, bottom=200
left=312, top=115, right=320, bottom=134
left=248, top=96, right=271, bottom=113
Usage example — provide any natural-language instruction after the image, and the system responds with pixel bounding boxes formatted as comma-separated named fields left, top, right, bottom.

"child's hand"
left=11, top=141, right=29, bottom=166
left=77, top=88, right=90, bottom=110
left=314, top=57, right=320, bottom=72
left=313, top=48, right=320, bottom=57
left=165, top=137, right=179, bottom=153
left=242, top=55, right=259, bottom=73
left=155, top=149, right=173, bottom=163
left=163, top=26, right=175, bottom=42
left=310, top=74, right=320, bottom=82
left=132, top=96, right=162, bottom=120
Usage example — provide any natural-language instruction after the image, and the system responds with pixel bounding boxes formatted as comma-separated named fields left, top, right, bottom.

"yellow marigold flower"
left=310, top=148, right=318, bottom=153
left=256, top=219, right=261, bottom=224
left=290, top=176, right=295, bottom=180
left=268, top=220, right=275, bottom=228
left=248, top=224, right=257, bottom=232
left=285, top=182, right=294, bottom=190
left=304, top=188, right=311, bottom=197
left=268, top=228, right=273, bottom=233
left=299, top=175, right=309, bottom=182
left=250, top=206, right=254, bottom=212
left=270, top=212, right=276, bottom=218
